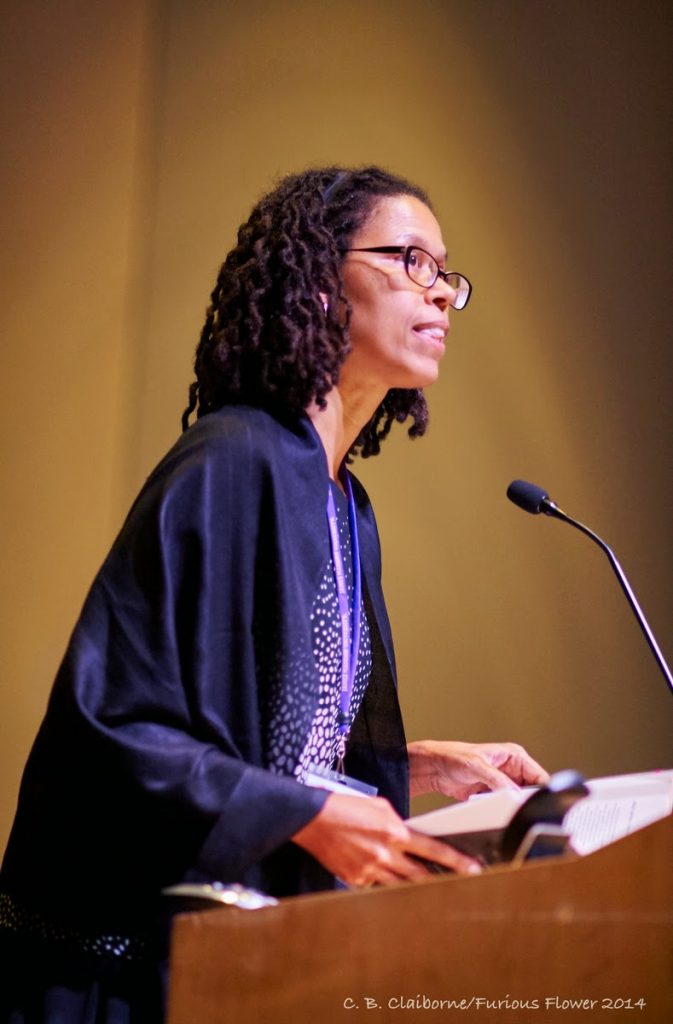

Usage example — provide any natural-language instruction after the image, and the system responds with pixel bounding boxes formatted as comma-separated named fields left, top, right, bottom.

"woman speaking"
left=1, top=165, right=547, bottom=1021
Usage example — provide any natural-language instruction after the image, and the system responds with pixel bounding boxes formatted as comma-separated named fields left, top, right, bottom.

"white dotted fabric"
left=267, top=483, right=372, bottom=780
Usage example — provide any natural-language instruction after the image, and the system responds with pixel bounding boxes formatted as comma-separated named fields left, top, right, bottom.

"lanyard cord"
left=325, top=468, right=362, bottom=770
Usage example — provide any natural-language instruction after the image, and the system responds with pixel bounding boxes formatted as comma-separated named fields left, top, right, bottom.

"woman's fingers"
left=460, top=755, right=520, bottom=792
left=348, top=818, right=482, bottom=887
left=408, top=739, right=550, bottom=800
left=351, top=865, right=402, bottom=888
left=498, top=743, right=550, bottom=786
left=349, top=830, right=481, bottom=888
left=292, top=793, right=482, bottom=888
left=401, top=829, right=482, bottom=876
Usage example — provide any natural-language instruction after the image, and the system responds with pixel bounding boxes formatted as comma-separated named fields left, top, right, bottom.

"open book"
left=407, top=769, right=673, bottom=866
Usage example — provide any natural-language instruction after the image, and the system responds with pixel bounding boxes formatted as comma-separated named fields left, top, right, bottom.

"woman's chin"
left=402, top=360, right=442, bottom=390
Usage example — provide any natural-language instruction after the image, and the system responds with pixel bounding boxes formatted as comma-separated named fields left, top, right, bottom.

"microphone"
left=506, top=480, right=556, bottom=516
left=506, top=479, right=673, bottom=697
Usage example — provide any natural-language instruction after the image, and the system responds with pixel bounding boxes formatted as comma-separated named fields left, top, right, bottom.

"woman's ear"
left=319, top=291, right=329, bottom=314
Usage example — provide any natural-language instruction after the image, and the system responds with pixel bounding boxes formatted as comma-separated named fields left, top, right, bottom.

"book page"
left=565, top=771, right=673, bottom=854
left=581, top=768, right=673, bottom=799
left=407, top=770, right=673, bottom=856
left=408, top=788, right=530, bottom=835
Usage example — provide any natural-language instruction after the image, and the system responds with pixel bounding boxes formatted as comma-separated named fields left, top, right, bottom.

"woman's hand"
left=407, top=740, right=549, bottom=800
left=291, top=792, right=482, bottom=888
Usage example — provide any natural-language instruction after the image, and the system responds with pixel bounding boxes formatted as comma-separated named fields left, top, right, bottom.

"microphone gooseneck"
left=507, top=479, right=673, bottom=697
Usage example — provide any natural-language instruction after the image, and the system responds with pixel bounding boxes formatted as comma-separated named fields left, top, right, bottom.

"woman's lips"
left=413, top=322, right=449, bottom=349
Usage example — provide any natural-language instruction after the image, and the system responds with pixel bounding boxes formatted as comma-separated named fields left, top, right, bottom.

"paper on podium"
left=564, top=769, right=673, bottom=854
left=407, top=769, right=673, bottom=864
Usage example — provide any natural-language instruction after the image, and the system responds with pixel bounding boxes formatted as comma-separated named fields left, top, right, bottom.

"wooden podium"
left=167, top=816, right=673, bottom=1023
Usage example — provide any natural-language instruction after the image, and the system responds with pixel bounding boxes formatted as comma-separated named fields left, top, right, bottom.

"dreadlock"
left=182, top=166, right=432, bottom=457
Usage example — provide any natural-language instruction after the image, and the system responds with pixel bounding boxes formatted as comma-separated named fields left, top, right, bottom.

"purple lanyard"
left=325, top=468, right=362, bottom=767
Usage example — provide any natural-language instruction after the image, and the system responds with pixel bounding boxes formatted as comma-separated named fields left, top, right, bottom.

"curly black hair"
left=182, top=166, right=434, bottom=457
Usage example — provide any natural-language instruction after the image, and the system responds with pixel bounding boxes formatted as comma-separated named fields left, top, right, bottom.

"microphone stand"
left=540, top=497, right=673, bottom=697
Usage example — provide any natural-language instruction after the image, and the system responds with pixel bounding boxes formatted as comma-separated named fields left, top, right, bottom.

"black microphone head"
left=506, top=479, right=550, bottom=514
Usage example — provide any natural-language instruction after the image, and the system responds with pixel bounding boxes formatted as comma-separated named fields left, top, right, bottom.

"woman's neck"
left=307, top=377, right=386, bottom=483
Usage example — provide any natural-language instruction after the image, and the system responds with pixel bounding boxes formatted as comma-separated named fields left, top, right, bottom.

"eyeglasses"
left=345, top=246, right=472, bottom=310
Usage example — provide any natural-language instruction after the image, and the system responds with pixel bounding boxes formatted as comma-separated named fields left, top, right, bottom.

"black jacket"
left=1, top=406, right=409, bottom=935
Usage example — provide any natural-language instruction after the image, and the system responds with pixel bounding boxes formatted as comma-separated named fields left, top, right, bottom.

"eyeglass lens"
left=405, top=247, right=470, bottom=310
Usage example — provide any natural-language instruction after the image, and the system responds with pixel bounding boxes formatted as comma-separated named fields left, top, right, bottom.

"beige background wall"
left=2, top=0, right=672, bottom=848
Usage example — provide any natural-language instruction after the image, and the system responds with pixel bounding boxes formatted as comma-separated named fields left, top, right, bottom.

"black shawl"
left=1, top=406, right=409, bottom=933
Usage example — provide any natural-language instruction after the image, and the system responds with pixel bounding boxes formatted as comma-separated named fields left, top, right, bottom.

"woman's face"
left=340, top=194, right=453, bottom=392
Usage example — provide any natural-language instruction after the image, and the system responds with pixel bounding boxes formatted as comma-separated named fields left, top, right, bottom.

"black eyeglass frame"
left=345, top=246, right=472, bottom=309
